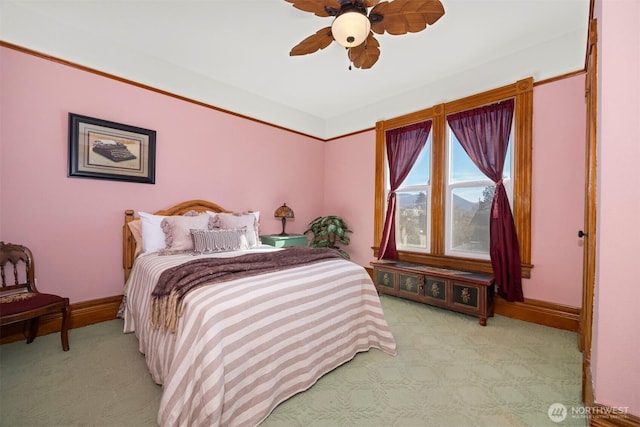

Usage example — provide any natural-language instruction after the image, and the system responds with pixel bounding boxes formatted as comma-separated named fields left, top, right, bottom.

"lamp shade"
left=274, top=203, right=294, bottom=219
left=331, top=11, right=371, bottom=48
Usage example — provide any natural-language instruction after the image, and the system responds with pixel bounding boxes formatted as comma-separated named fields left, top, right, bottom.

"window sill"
left=371, top=248, right=532, bottom=279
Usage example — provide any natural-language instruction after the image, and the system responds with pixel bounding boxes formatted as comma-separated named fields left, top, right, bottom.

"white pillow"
left=138, top=212, right=166, bottom=254
left=214, top=211, right=260, bottom=247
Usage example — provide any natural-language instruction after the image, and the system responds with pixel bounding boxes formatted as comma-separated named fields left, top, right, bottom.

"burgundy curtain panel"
left=447, top=99, right=524, bottom=302
left=378, top=121, right=432, bottom=260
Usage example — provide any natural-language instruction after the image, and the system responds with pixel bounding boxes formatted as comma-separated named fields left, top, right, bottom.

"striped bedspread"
left=123, top=246, right=397, bottom=427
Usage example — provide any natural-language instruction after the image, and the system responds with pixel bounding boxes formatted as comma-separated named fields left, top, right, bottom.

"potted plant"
left=304, top=215, right=352, bottom=259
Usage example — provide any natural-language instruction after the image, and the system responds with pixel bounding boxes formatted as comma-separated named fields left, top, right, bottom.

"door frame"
left=579, top=16, right=598, bottom=403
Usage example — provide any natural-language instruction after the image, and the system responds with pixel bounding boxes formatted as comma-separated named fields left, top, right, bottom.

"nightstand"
left=260, top=234, right=307, bottom=248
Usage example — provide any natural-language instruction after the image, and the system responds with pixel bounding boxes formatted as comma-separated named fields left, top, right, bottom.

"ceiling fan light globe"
left=331, top=11, right=371, bottom=48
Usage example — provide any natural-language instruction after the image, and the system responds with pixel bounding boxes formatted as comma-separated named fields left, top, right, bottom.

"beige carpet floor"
left=0, top=295, right=586, bottom=426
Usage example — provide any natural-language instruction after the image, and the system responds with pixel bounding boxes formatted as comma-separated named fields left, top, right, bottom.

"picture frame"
left=68, top=113, right=156, bottom=184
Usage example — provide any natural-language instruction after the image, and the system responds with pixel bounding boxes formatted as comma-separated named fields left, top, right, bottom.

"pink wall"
left=0, top=47, right=325, bottom=303
left=323, top=131, right=376, bottom=267
left=1, top=46, right=586, bottom=311
left=592, top=0, right=640, bottom=415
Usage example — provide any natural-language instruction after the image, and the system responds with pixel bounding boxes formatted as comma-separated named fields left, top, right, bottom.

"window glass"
left=449, top=186, right=493, bottom=255
left=395, top=135, right=431, bottom=252
left=450, top=140, right=485, bottom=182
left=402, top=140, right=431, bottom=186
left=445, top=127, right=513, bottom=258
left=396, top=190, right=429, bottom=250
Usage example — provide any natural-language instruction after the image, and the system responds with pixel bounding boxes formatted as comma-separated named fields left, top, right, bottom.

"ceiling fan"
left=285, top=0, right=445, bottom=69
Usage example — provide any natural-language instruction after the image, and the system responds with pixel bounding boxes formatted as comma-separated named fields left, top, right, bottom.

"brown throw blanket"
left=151, top=246, right=345, bottom=332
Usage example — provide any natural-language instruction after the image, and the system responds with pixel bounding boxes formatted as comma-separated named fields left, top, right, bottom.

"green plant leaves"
left=304, top=215, right=352, bottom=259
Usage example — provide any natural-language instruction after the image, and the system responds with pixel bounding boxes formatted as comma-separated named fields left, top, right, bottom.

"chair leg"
left=26, top=317, right=40, bottom=344
left=60, top=299, right=70, bottom=351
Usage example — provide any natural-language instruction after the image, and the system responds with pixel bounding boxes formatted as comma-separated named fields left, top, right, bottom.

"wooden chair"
left=0, top=242, right=70, bottom=351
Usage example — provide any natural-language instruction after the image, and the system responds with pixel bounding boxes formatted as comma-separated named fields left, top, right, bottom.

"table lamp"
left=274, top=203, right=295, bottom=236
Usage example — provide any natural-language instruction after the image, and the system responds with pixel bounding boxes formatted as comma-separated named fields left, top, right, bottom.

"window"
left=445, top=126, right=513, bottom=259
left=374, top=78, right=533, bottom=277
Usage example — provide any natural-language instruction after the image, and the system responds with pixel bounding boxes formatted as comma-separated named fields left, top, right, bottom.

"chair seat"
left=0, top=293, right=66, bottom=317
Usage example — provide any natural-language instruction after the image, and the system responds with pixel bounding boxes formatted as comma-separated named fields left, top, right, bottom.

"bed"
left=121, top=200, right=397, bottom=427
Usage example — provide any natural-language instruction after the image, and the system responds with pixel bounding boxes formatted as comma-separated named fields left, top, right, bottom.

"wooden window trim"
left=373, top=78, right=533, bottom=278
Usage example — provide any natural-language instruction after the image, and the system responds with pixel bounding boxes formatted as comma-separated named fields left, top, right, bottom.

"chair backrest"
left=0, top=242, right=37, bottom=295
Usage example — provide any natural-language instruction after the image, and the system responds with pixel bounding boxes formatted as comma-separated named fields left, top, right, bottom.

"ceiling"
left=0, top=0, right=589, bottom=140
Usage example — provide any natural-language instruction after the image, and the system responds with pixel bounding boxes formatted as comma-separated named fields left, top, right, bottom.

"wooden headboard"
left=123, top=199, right=232, bottom=283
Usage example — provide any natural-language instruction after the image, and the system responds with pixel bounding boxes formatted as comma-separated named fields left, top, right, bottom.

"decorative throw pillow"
left=160, top=214, right=210, bottom=254
left=127, top=219, right=143, bottom=258
left=213, top=212, right=260, bottom=247
left=139, top=212, right=167, bottom=254
left=191, top=228, right=249, bottom=254
left=207, top=212, right=219, bottom=230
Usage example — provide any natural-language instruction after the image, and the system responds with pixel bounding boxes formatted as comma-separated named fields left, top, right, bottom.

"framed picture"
left=68, top=113, right=156, bottom=184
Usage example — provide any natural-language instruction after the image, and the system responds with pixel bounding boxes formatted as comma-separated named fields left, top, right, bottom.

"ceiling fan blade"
left=363, top=0, right=381, bottom=6
left=348, top=33, right=380, bottom=69
left=284, top=0, right=342, bottom=17
left=290, top=27, right=334, bottom=56
left=370, top=0, right=445, bottom=35
left=418, top=0, right=446, bottom=25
